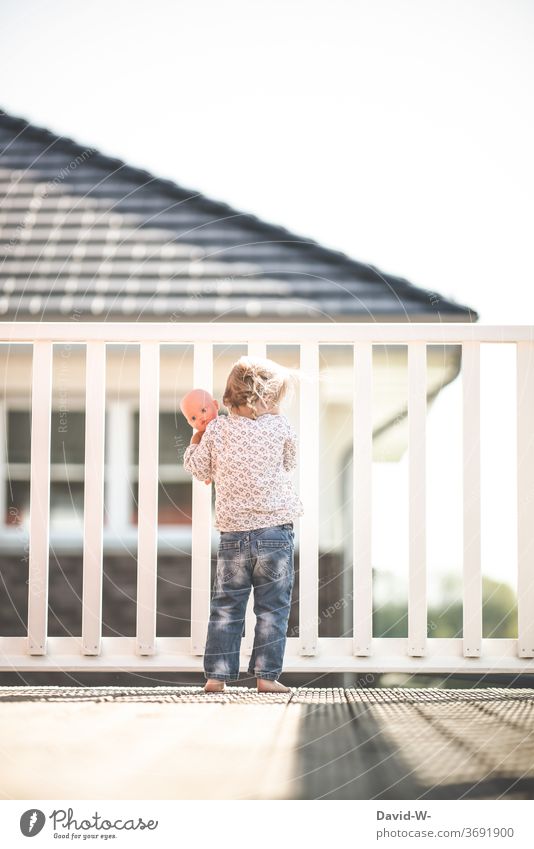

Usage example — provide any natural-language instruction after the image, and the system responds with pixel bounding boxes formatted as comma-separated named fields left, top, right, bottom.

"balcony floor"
left=1, top=686, right=533, bottom=800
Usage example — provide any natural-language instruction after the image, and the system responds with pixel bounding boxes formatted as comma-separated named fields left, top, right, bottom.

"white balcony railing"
left=0, top=321, right=533, bottom=674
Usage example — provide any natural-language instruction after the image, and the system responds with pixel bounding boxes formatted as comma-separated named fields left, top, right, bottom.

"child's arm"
left=283, top=423, right=298, bottom=472
left=183, top=424, right=214, bottom=483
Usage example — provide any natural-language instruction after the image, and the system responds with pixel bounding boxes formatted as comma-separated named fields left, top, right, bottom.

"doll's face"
left=180, top=390, right=219, bottom=431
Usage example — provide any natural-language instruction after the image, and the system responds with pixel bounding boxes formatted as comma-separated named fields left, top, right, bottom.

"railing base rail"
left=1, top=637, right=532, bottom=674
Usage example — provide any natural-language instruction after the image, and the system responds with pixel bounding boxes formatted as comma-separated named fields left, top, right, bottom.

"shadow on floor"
left=292, top=689, right=534, bottom=800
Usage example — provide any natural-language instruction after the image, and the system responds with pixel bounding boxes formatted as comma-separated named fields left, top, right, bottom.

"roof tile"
left=0, top=109, right=479, bottom=322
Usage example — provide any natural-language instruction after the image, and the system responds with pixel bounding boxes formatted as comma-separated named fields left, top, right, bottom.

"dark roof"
left=0, top=109, right=479, bottom=322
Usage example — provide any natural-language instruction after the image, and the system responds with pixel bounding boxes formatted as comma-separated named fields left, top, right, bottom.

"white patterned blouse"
left=183, top=412, right=304, bottom=532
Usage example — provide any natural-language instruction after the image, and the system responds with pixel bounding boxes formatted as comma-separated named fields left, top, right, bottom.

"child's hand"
left=204, top=478, right=212, bottom=485
left=190, top=431, right=203, bottom=445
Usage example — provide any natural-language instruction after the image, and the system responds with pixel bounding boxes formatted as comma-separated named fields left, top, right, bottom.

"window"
left=6, top=409, right=85, bottom=529
left=4, top=409, right=194, bottom=529
left=131, top=411, right=193, bottom=525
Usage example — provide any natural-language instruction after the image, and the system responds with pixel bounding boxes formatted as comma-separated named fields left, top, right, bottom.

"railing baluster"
left=517, top=340, right=534, bottom=658
left=136, top=342, right=160, bottom=655
left=353, top=342, right=373, bottom=656
left=27, top=341, right=53, bottom=655
left=462, top=341, right=482, bottom=657
left=243, top=340, right=267, bottom=656
left=299, top=342, right=319, bottom=655
left=82, top=342, right=107, bottom=655
left=408, top=342, right=427, bottom=656
left=190, top=342, right=213, bottom=656
left=82, top=342, right=106, bottom=654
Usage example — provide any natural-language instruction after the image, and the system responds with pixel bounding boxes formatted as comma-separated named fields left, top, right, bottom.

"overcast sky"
left=1, top=0, right=533, bottom=323
left=1, top=0, right=532, bottom=597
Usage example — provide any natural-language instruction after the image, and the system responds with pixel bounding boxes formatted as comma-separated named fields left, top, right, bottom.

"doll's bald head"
left=180, top=389, right=219, bottom=431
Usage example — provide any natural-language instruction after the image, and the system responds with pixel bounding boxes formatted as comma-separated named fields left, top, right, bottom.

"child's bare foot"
left=257, top=678, right=291, bottom=693
left=204, top=679, right=225, bottom=692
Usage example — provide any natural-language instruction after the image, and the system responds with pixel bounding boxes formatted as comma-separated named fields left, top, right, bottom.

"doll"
left=179, top=389, right=219, bottom=484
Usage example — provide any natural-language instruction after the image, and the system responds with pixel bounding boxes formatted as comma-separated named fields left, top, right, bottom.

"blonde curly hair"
left=223, top=356, right=296, bottom=419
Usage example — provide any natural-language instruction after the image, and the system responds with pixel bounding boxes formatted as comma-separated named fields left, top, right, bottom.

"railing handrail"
left=1, top=321, right=533, bottom=344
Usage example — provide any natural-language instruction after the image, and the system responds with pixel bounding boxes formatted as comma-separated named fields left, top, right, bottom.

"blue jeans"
left=203, top=522, right=295, bottom=682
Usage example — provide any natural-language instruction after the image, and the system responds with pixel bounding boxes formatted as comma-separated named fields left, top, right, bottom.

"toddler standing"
left=183, top=356, right=304, bottom=692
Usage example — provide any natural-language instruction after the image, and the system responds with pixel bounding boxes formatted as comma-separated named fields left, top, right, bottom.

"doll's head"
left=180, top=389, right=219, bottom=431
left=222, top=356, right=294, bottom=420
